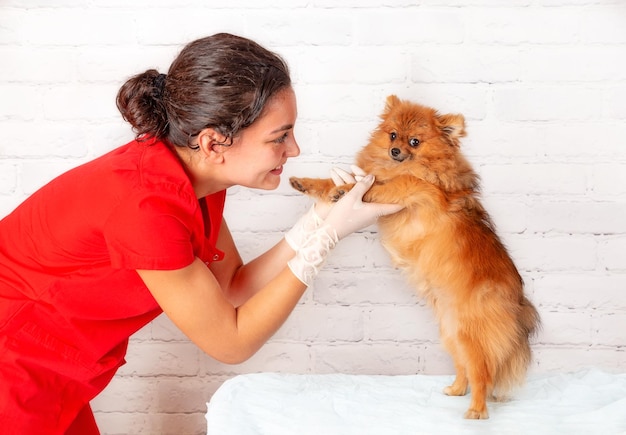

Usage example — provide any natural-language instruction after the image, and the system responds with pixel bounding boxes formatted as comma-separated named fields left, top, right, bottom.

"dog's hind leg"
left=444, top=361, right=469, bottom=397
left=441, top=329, right=469, bottom=397
left=462, top=345, right=492, bottom=419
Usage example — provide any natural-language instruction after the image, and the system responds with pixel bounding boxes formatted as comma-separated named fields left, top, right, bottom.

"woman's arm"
left=137, top=256, right=305, bottom=364
left=138, top=176, right=402, bottom=364
left=209, top=218, right=297, bottom=307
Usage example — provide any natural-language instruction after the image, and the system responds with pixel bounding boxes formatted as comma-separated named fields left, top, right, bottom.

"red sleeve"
left=103, top=188, right=199, bottom=271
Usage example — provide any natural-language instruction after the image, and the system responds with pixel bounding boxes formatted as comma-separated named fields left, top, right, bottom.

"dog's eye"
left=409, top=138, right=420, bottom=147
left=390, top=132, right=397, bottom=141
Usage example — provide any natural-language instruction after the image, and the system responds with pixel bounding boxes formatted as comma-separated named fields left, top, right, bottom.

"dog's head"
left=357, top=95, right=475, bottom=192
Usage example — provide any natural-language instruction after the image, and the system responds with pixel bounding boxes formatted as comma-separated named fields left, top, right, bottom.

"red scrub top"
left=0, top=137, right=226, bottom=432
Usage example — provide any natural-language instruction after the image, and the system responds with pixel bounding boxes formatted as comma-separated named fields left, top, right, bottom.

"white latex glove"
left=286, top=166, right=362, bottom=251
left=330, top=165, right=366, bottom=185
left=284, top=205, right=325, bottom=251
left=287, top=174, right=403, bottom=286
left=323, top=174, right=404, bottom=240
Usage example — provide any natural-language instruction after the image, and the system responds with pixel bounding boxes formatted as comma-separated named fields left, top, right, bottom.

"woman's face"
left=223, top=87, right=300, bottom=190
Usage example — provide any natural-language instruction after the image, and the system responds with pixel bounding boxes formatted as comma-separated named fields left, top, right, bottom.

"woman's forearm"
left=226, top=238, right=296, bottom=307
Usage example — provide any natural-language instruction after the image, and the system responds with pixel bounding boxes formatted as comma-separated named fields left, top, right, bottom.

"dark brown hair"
left=116, top=33, right=291, bottom=148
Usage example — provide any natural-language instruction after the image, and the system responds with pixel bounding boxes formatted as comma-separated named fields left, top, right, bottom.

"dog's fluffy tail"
left=493, top=297, right=541, bottom=398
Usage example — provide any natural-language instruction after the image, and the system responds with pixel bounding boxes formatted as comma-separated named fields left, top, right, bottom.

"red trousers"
left=0, top=331, right=104, bottom=434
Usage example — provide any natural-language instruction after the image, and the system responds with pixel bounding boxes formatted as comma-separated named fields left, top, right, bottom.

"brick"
left=92, top=377, right=155, bottom=413
left=313, top=270, right=419, bottom=306
left=19, top=160, right=81, bottom=195
left=119, top=342, right=200, bottom=376
left=421, top=343, right=456, bottom=375
left=76, top=45, right=177, bottom=83
left=479, top=195, right=530, bottom=234
left=536, top=311, right=592, bottom=345
left=23, top=9, right=136, bottom=46
left=355, top=9, right=464, bottom=44
left=311, top=121, right=376, bottom=158
left=313, top=343, right=426, bottom=375
left=0, top=84, right=44, bottom=121
left=0, top=47, right=76, bottom=83
left=200, top=342, right=312, bottom=376
left=592, top=312, right=626, bottom=346
left=534, top=274, right=626, bottom=311
left=94, top=411, right=206, bottom=435
left=396, top=85, right=490, bottom=121
left=0, top=196, right=25, bottom=220
left=493, top=86, right=603, bottom=121
left=326, top=233, right=388, bottom=270
left=527, top=200, right=626, bottom=234
left=607, top=86, right=626, bottom=119
left=579, top=6, right=626, bottom=44
left=411, top=46, right=522, bottom=84
left=150, top=314, right=191, bottom=342
left=42, top=84, right=119, bottom=121
left=364, top=305, right=440, bottom=342
left=0, top=9, right=26, bottom=45
left=599, top=237, right=626, bottom=271
left=479, top=163, right=589, bottom=196
left=0, top=163, right=18, bottom=195
left=134, top=9, right=245, bottom=46
left=0, top=121, right=90, bottom=158
left=593, top=164, right=626, bottom=196
left=273, top=305, right=364, bottom=342
left=464, top=120, right=626, bottom=162
left=226, top=194, right=306, bottom=233
left=532, top=346, right=626, bottom=374
left=295, top=84, right=388, bottom=122
left=462, top=121, right=542, bottom=159
left=145, top=413, right=206, bottom=435
left=466, top=7, right=579, bottom=44
left=507, top=235, right=597, bottom=272
left=93, top=412, right=150, bottom=435
left=533, top=121, right=626, bottom=161
left=250, top=11, right=354, bottom=47
left=296, top=47, right=407, bottom=85
left=520, top=46, right=626, bottom=83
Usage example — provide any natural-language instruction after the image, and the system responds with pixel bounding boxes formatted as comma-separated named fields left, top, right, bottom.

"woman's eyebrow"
left=270, top=124, right=293, bottom=134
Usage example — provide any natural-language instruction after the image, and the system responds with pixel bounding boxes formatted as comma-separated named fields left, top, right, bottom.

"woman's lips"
left=270, top=165, right=283, bottom=175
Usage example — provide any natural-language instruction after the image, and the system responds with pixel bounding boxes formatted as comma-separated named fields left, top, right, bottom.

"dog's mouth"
left=389, top=147, right=411, bottom=162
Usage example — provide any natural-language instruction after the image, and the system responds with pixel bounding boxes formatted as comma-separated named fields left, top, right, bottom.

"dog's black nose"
left=390, top=147, right=405, bottom=161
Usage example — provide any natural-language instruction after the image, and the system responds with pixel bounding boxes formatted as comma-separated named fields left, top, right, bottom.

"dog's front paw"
left=443, top=385, right=467, bottom=396
left=289, top=177, right=308, bottom=193
left=463, top=408, right=489, bottom=420
left=329, top=186, right=347, bottom=202
left=289, top=177, right=337, bottom=201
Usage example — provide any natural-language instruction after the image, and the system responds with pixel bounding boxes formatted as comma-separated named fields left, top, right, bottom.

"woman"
left=0, top=33, right=401, bottom=433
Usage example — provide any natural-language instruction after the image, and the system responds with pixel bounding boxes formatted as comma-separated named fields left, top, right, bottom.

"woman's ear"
left=197, top=128, right=228, bottom=161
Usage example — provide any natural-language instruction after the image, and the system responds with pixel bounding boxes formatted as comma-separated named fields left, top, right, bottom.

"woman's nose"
left=287, top=138, right=300, bottom=157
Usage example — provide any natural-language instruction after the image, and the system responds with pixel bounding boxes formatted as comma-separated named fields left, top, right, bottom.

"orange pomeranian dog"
left=290, top=95, right=540, bottom=419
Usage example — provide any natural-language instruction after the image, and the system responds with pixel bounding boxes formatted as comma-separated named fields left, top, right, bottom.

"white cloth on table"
left=206, top=369, right=626, bottom=435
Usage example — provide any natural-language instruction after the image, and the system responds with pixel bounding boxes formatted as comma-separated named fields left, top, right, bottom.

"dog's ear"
left=383, top=95, right=401, bottom=115
left=437, top=113, right=466, bottom=146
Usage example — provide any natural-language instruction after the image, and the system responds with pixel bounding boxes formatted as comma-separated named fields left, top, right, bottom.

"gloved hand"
left=284, top=205, right=325, bottom=251
left=330, top=165, right=366, bottom=185
left=288, top=173, right=403, bottom=286
left=323, top=173, right=403, bottom=240
left=285, top=165, right=367, bottom=251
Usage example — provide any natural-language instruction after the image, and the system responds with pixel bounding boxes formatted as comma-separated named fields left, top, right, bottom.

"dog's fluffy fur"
left=290, top=95, right=540, bottom=419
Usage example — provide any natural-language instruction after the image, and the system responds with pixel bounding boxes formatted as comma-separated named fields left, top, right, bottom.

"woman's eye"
left=390, top=132, right=397, bottom=141
left=409, top=138, right=420, bottom=147
left=273, top=132, right=289, bottom=144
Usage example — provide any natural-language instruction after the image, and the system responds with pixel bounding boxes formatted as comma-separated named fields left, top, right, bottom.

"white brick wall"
left=1, top=1, right=625, bottom=434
